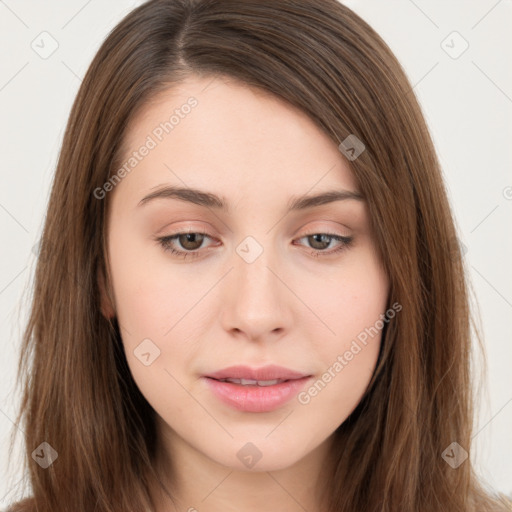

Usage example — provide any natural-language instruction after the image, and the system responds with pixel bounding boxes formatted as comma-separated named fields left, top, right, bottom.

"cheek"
left=314, top=253, right=389, bottom=348
left=108, top=258, right=190, bottom=412
left=107, top=226, right=207, bottom=398
left=110, top=264, right=171, bottom=339
left=305, top=252, right=388, bottom=405
left=108, top=220, right=181, bottom=337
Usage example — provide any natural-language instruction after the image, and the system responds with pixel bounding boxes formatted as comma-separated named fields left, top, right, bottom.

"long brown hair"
left=6, top=0, right=511, bottom=511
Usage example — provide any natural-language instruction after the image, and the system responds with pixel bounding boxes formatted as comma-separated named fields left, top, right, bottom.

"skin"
left=101, top=74, right=390, bottom=512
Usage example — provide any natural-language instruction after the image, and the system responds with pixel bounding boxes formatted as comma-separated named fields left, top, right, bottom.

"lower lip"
left=202, top=376, right=312, bottom=413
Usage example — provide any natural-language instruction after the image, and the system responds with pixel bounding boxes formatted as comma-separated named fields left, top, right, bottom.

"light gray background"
left=1, top=0, right=511, bottom=506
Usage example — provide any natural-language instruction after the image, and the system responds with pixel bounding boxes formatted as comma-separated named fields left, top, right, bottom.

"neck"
left=149, top=422, right=334, bottom=512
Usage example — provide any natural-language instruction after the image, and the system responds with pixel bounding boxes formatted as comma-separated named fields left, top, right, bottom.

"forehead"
left=114, top=73, right=361, bottom=207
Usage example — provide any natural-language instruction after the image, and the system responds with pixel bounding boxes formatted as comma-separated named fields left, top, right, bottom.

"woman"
left=6, top=0, right=511, bottom=511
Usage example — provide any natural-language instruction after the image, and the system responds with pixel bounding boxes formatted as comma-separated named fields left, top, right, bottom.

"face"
left=103, top=74, right=390, bottom=474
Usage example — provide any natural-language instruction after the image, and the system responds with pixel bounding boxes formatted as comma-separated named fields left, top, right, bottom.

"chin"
left=207, top=437, right=312, bottom=473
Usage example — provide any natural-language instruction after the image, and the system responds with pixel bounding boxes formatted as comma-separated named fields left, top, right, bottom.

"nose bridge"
left=221, top=234, right=288, bottom=338
left=234, top=234, right=281, bottom=308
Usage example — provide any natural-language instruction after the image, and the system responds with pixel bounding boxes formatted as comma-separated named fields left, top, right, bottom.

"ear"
left=98, top=264, right=116, bottom=320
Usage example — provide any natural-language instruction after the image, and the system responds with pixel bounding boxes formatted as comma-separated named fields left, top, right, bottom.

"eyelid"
left=154, top=220, right=213, bottom=237
left=156, top=223, right=351, bottom=243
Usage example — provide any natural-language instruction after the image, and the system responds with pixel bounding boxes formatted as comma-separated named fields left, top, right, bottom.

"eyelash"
left=154, top=230, right=353, bottom=260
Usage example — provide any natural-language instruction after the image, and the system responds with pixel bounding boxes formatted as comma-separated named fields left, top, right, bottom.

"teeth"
left=256, top=379, right=281, bottom=386
left=220, top=378, right=283, bottom=386
left=240, top=379, right=258, bottom=385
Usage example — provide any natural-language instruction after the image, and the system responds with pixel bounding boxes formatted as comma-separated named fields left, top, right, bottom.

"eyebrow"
left=137, top=185, right=364, bottom=211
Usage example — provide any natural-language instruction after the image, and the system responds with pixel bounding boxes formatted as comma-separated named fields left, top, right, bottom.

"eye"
left=294, top=232, right=353, bottom=257
left=155, top=230, right=353, bottom=259
left=156, top=231, right=215, bottom=259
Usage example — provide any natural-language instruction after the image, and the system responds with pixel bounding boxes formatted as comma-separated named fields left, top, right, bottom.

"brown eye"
left=306, top=234, right=334, bottom=250
left=176, top=232, right=205, bottom=251
left=156, top=230, right=353, bottom=261
left=295, top=232, right=353, bottom=257
left=156, top=231, right=215, bottom=259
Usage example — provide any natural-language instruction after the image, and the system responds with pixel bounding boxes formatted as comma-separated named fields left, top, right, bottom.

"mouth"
left=201, top=366, right=313, bottom=412
left=204, top=364, right=311, bottom=382
left=209, top=377, right=299, bottom=387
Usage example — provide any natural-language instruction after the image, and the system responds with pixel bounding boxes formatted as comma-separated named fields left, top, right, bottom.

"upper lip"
left=205, top=365, right=310, bottom=381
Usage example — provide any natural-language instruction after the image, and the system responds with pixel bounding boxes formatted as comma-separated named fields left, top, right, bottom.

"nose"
left=219, top=240, right=292, bottom=343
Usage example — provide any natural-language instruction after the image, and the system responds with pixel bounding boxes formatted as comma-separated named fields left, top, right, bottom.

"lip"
left=205, top=364, right=309, bottom=381
left=202, top=365, right=313, bottom=413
